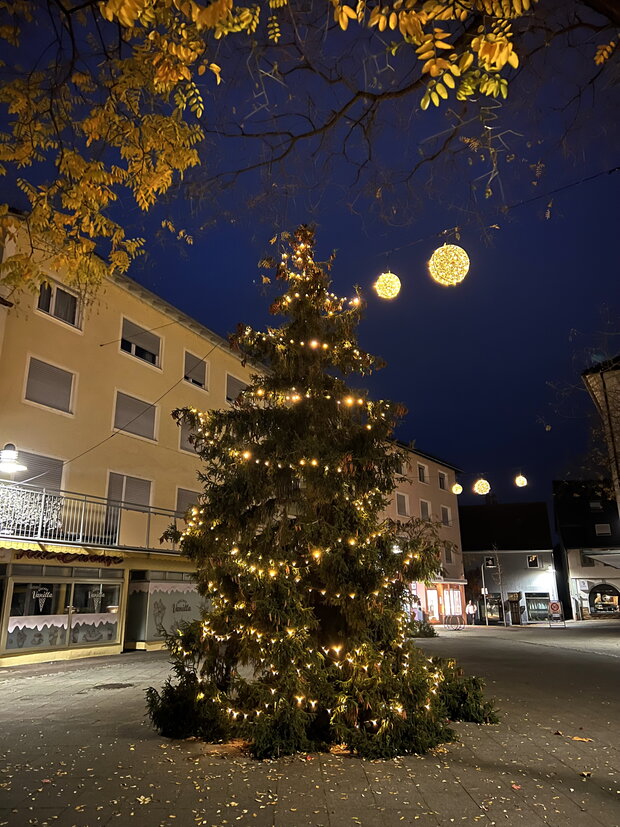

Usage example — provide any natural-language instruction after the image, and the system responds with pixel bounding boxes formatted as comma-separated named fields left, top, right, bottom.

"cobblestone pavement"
left=1, top=622, right=619, bottom=827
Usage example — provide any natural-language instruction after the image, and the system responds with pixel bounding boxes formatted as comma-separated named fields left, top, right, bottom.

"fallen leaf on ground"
left=571, top=737, right=593, bottom=742
left=511, top=784, right=522, bottom=790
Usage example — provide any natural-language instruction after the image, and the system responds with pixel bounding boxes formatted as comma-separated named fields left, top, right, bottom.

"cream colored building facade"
left=387, top=445, right=466, bottom=623
left=0, top=234, right=259, bottom=666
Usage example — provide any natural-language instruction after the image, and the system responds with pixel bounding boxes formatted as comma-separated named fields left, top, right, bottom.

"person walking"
left=466, top=600, right=477, bottom=625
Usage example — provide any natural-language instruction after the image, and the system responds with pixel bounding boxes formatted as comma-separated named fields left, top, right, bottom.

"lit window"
left=25, top=357, right=74, bottom=413
left=37, top=282, right=79, bottom=327
left=527, top=555, right=539, bottom=568
left=120, top=318, right=160, bottom=366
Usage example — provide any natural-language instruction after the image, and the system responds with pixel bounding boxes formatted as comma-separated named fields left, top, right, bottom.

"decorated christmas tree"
left=147, top=226, right=496, bottom=758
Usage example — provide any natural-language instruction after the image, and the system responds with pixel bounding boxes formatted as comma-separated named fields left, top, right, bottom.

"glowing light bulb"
left=428, top=244, right=470, bottom=286
left=473, top=478, right=491, bottom=496
left=374, top=271, right=401, bottom=300
left=451, top=483, right=463, bottom=495
left=515, top=474, right=528, bottom=487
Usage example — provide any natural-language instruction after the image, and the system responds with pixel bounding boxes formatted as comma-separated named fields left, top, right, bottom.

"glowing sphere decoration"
left=374, top=271, right=401, bottom=300
left=515, top=474, right=528, bottom=488
left=451, top=483, right=463, bottom=495
left=473, top=478, right=491, bottom=496
left=428, top=244, right=470, bottom=286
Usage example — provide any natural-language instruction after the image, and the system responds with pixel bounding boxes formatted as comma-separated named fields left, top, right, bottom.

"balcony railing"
left=0, top=482, right=183, bottom=552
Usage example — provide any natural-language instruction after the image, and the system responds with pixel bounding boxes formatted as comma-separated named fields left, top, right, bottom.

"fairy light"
left=373, top=271, right=401, bottom=299
left=428, top=244, right=470, bottom=286
left=451, top=483, right=463, bottom=495
left=473, top=478, right=491, bottom=495
left=515, top=474, right=528, bottom=487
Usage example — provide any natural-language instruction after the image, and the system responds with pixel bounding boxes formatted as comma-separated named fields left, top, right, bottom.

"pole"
left=481, top=563, right=489, bottom=626
left=497, top=562, right=507, bottom=626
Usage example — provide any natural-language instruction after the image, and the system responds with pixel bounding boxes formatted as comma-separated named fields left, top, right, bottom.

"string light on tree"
left=373, top=271, right=401, bottom=300
left=473, top=478, right=491, bottom=496
left=515, top=474, right=528, bottom=488
left=451, top=483, right=463, bottom=495
left=428, top=244, right=470, bottom=287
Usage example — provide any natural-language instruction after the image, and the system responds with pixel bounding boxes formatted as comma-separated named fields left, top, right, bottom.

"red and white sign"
left=549, top=601, right=561, bottom=614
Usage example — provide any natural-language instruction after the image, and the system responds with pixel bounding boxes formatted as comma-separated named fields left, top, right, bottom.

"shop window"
left=525, top=593, right=549, bottom=622
left=226, top=373, right=247, bottom=404
left=37, top=282, right=80, bottom=327
left=527, top=554, right=539, bottom=568
left=114, top=391, right=157, bottom=440
left=70, top=583, right=121, bottom=646
left=120, top=318, right=160, bottom=366
left=25, top=357, right=74, bottom=413
left=6, top=582, right=69, bottom=650
left=184, top=352, right=208, bottom=389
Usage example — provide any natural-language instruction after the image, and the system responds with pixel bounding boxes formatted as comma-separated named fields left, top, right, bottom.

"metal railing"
left=0, top=481, right=182, bottom=552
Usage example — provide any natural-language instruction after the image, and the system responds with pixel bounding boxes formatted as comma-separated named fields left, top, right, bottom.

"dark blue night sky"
left=125, top=160, right=619, bottom=508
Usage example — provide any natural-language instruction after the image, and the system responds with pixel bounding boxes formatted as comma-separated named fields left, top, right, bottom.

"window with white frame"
left=395, top=492, right=410, bottom=517
left=107, top=472, right=151, bottom=511
left=438, top=471, right=447, bottom=490
left=37, top=282, right=80, bottom=327
left=179, top=420, right=196, bottom=453
left=184, top=352, right=208, bottom=389
left=420, top=499, right=431, bottom=520
left=120, top=318, right=161, bottom=366
left=0, top=450, right=64, bottom=489
left=114, top=391, right=157, bottom=440
left=595, top=523, right=612, bottom=536
left=226, top=373, right=248, bottom=404
left=417, top=463, right=429, bottom=484
left=25, top=357, right=74, bottom=413
left=176, top=488, right=200, bottom=519
left=527, top=554, right=539, bottom=568
left=440, top=505, right=451, bottom=527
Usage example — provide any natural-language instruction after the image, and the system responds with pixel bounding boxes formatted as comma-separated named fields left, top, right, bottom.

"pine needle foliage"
left=148, top=225, right=496, bottom=758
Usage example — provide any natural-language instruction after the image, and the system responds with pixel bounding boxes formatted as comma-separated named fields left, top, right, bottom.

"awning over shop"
left=584, top=551, right=620, bottom=569
left=0, top=540, right=123, bottom=566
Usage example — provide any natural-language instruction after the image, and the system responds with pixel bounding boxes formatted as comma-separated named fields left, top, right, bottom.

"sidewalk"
left=1, top=630, right=619, bottom=827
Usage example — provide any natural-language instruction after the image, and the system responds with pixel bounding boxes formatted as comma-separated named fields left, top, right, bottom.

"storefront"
left=0, top=543, right=126, bottom=665
left=0, top=543, right=200, bottom=666
left=409, top=580, right=467, bottom=624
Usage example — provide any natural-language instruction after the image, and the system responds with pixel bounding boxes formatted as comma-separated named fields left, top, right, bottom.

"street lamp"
left=0, top=443, right=27, bottom=474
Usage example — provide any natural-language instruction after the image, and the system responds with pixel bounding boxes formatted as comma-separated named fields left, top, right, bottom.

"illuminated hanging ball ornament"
left=428, top=244, right=470, bottom=287
left=451, top=483, right=463, bottom=495
left=374, top=271, right=401, bottom=300
left=515, top=474, right=528, bottom=488
left=473, top=478, right=491, bottom=496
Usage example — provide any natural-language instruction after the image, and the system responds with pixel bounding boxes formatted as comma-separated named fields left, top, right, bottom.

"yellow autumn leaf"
left=209, top=63, right=222, bottom=84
